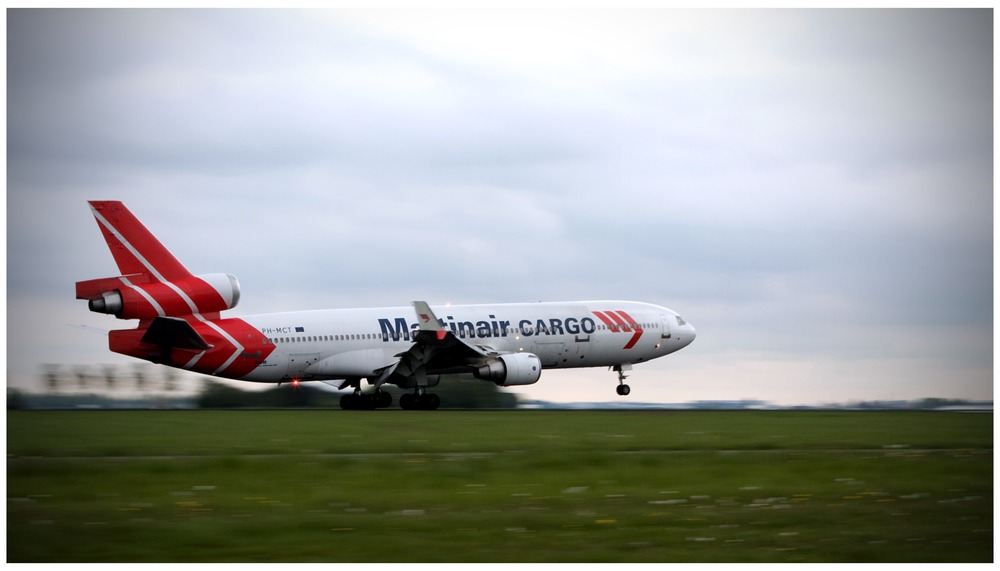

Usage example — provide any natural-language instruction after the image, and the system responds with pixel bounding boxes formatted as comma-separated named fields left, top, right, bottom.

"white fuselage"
left=240, top=300, right=696, bottom=383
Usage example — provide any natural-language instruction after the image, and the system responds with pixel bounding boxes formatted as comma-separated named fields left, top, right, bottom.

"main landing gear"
left=613, top=364, right=631, bottom=396
left=399, top=388, right=440, bottom=410
left=338, top=387, right=441, bottom=410
left=340, top=389, right=393, bottom=410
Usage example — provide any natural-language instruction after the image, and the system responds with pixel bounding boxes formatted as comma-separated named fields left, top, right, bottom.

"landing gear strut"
left=613, top=364, right=631, bottom=396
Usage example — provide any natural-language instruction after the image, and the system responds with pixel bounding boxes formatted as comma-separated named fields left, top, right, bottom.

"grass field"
left=7, top=410, right=992, bottom=562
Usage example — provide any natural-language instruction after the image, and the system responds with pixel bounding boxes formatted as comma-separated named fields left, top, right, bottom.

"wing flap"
left=373, top=301, right=490, bottom=388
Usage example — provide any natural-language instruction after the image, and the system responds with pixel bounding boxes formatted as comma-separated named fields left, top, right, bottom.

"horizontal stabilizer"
left=140, top=316, right=211, bottom=351
left=76, top=274, right=149, bottom=301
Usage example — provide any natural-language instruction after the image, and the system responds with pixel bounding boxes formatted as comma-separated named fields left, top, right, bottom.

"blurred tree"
left=43, top=364, right=61, bottom=393
left=432, top=376, right=519, bottom=409
left=197, top=381, right=250, bottom=408
left=74, top=365, right=90, bottom=392
left=195, top=378, right=519, bottom=409
left=162, top=368, right=178, bottom=393
left=7, top=389, right=26, bottom=410
left=133, top=364, right=147, bottom=391
left=102, top=365, right=117, bottom=392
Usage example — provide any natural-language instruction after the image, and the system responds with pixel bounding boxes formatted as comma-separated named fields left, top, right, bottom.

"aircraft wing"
left=373, top=301, right=491, bottom=388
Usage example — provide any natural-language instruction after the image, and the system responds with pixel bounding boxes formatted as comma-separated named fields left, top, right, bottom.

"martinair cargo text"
left=77, top=201, right=696, bottom=409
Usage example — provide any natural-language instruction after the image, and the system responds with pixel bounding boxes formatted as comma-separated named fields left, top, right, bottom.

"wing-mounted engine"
left=474, top=353, right=542, bottom=386
left=76, top=272, right=241, bottom=319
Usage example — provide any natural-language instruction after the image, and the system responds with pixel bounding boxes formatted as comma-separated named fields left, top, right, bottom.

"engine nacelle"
left=79, top=273, right=240, bottom=319
left=474, top=353, right=542, bottom=387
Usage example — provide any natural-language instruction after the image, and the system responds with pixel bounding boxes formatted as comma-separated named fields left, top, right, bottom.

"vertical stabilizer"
left=88, top=201, right=191, bottom=282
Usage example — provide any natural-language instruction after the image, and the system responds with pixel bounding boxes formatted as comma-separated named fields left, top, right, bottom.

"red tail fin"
left=77, top=201, right=264, bottom=378
left=78, top=201, right=240, bottom=320
left=88, top=201, right=191, bottom=282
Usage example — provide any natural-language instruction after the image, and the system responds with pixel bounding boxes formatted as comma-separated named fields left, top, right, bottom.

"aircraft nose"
left=680, top=321, right=696, bottom=348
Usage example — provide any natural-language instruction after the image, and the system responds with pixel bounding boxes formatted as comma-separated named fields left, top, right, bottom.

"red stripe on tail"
left=89, top=201, right=190, bottom=282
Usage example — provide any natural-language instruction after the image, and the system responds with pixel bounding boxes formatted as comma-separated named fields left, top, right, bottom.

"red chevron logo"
left=592, top=310, right=644, bottom=349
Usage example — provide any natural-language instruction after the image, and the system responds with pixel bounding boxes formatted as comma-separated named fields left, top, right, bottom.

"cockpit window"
left=676, top=316, right=687, bottom=326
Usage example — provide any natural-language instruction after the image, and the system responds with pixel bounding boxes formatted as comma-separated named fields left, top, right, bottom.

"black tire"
left=340, top=394, right=355, bottom=409
left=400, top=393, right=415, bottom=410
left=423, top=393, right=441, bottom=410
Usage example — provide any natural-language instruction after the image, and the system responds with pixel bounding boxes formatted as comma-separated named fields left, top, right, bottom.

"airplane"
left=76, top=201, right=696, bottom=409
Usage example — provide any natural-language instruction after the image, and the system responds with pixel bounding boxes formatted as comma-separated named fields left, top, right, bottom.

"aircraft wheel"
left=616, top=384, right=631, bottom=396
left=374, top=390, right=392, bottom=408
left=424, top=393, right=441, bottom=410
left=400, top=393, right=416, bottom=410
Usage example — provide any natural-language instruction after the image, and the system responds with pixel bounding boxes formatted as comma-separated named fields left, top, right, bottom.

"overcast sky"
left=7, top=8, right=993, bottom=405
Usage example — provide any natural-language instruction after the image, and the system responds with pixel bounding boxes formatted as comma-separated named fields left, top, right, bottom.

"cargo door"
left=660, top=314, right=673, bottom=339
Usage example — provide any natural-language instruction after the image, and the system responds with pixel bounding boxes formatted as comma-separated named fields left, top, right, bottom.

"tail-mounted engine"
left=76, top=272, right=241, bottom=319
left=474, top=353, right=542, bottom=386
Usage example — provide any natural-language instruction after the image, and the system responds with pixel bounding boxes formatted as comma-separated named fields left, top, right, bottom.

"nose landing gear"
left=612, top=364, right=632, bottom=396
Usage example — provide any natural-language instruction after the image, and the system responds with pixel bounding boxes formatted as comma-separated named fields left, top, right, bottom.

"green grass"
left=7, top=410, right=992, bottom=562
